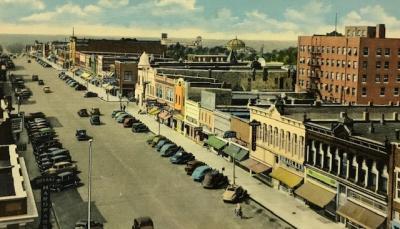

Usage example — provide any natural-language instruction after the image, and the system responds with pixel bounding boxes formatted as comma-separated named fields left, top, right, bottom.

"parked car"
left=50, top=171, right=80, bottom=192
left=132, top=217, right=154, bottom=229
left=45, top=161, right=77, bottom=175
left=131, top=123, right=149, bottom=133
left=90, top=115, right=100, bottom=125
left=32, top=74, right=39, bottom=81
left=155, top=139, right=171, bottom=151
left=111, top=110, right=122, bottom=118
left=70, top=82, right=78, bottom=87
left=76, top=129, right=90, bottom=141
left=84, top=91, right=97, bottom=98
left=77, top=109, right=89, bottom=117
left=150, top=135, right=165, bottom=147
left=160, top=144, right=180, bottom=157
left=90, top=108, right=101, bottom=116
left=75, top=84, right=86, bottom=91
left=34, top=140, right=62, bottom=153
left=38, top=79, right=44, bottom=85
left=202, top=170, right=229, bottom=189
left=114, top=111, right=128, bottom=120
left=185, top=160, right=206, bottom=175
left=43, top=86, right=51, bottom=93
left=75, top=220, right=103, bottom=229
left=222, top=184, right=248, bottom=203
left=123, top=117, right=140, bottom=128
left=170, top=151, right=194, bottom=164
left=38, top=161, right=53, bottom=171
left=117, top=113, right=132, bottom=123
left=192, top=165, right=212, bottom=182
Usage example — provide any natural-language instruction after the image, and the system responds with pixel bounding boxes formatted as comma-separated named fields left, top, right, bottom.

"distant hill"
left=0, top=34, right=296, bottom=52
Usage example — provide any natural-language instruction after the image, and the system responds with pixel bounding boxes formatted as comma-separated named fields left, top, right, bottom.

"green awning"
left=223, top=144, right=249, bottom=161
left=206, top=136, right=227, bottom=150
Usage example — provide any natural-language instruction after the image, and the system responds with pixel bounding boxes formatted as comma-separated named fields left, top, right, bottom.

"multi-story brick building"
left=297, top=24, right=400, bottom=105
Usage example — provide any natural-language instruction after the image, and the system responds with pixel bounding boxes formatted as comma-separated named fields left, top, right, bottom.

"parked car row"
left=78, top=107, right=101, bottom=125
left=35, top=58, right=51, bottom=67
left=25, top=112, right=81, bottom=192
left=147, top=134, right=247, bottom=203
left=11, top=75, right=32, bottom=100
left=112, top=110, right=149, bottom=132
left=58, top=72, right=88, bottom=91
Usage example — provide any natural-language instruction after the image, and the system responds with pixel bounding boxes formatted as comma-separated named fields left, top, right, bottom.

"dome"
left=138, top=52, right=150, bottom=67
left=226, top=37, right=245, bottom=51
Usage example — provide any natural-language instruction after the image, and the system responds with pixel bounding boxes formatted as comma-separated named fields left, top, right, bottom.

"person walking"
left=234, top=203, right=243, bottom=219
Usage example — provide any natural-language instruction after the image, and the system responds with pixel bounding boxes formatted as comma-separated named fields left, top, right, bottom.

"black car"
left=202, top=170, right=229, bottom=189
left=84, top=91, right=98, bottom=98
left=75, top=84, right=87, bottom=91
left=170, top=151, right=195, bottom=164
left=50, top=171, right=80, bottom=192
left=76, top=129, right=90, bottom=141
left=90, top=115, right=100, bottom=125
left=77, top=109, right=89, bottom=117
left=75, top=220, right=103, bottom=229
left=32, top=75, right=39, bottom=81
left=131, top=123, right=149, bottom=133
left=38, top=80, right=44, bottom=85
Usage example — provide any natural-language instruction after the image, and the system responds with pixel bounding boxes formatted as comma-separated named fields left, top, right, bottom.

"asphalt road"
left=14, top=56, right=292, bottom=229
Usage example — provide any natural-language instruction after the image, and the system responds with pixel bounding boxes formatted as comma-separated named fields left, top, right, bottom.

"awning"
left=295, top=182, right=336, bottom=208
left=337, top=201, right=386, bottom=229
left=205, top=136, right=227, bottom=150
left=270, top=167, right=303, bottom=188
left=158, top=110, right=171, bottom=120
left=173, top=113, right=184, bottom=121
left=223, top=144, right=249, bottom=161
left=148, top=107, right=160, bottom=115
left=241, top=158, right=271, bottom=174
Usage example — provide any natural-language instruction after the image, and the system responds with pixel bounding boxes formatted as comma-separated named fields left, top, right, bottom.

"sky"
left=0, top=0, right=400, bottom=40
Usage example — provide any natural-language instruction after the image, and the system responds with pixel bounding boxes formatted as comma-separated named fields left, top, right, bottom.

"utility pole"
left=88, top=139, right=93, bottom=229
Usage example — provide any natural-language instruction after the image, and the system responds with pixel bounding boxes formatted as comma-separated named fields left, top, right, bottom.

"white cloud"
left=156, top=0, right=196, bottom=10
left=98, top=0, right=129, bottom=8
left=0, top=0, right=45, bottom=10
left=20, top=3, right=101, bottom=22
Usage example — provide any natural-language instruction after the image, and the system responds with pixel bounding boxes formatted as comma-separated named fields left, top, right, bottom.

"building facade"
left=297, top=24, right=400, bottom=105
left=115, top=61, right=138, bottom=97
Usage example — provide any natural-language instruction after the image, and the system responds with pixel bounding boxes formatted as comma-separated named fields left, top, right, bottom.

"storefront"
left=223, top=143, right=249, bottom=162
left=337, top=201, right=386, bottom=229
left=158, top=110, right=172, bottom=127
left=269, top=166, right=303, bottom=194
left=205, top=135, right=227, bottom=154
left=172, top=112, right=185, bottom=134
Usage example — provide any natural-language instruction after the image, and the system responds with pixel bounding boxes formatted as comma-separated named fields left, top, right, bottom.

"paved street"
left=14, top=57, right=292, bottom=229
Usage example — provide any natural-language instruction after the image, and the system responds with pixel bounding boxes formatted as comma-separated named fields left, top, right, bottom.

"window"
left=363, top=61, right=368, bottom=69
left=332, top=46, right=335, bottom=53
left=397, top=75, right=400, bottom=82
left=362, top=87, right=367, bottom=96
left=353, top=48, right=357, bottom=56
left=376, top=48, right=382, bottom=56
left=383, top=75, right=389, bottom=82
left=362, top=74, right=367, bottom=82
left=398, top=61, right=400, bottom=69
left=327, top=47, right=331, bottom=53
left=351, top=88, right=356, bottom=95
left=375, top=74, right=381, bottom=82
left=384, top=61, right=389, bottom=69
left=336, top=72, right=340, bottom=80
left=385, top=48, right=390, bottom=56
left=396, top=169, right=400, bottom=201
left=341, top=73, right=345, bottom=81
left=376, top=61, right=381, bottom=69
left=353, top=74, right=358, bottom=82
left=380, top=87, right=385, bottom=96
left=156, top=85, right=163, bottom=98
left=395, top=88, right=399, bottom=96
left=398, top=48, right=400, bottom=56
left=353, top=61, right=358, bottom=69
left=166, top=88, right=173, bottom=102
left=123, top=71, right=132, bottom=81
left=363, top=47, right=369, bottom=55
left=340, top=60, right=344, bottom=67
left=335, top=85, right=339, bottom=93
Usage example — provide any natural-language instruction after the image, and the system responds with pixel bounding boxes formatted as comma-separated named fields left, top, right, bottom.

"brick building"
left=297, top=24, right=400, bottom=105
left=115, top=61, right=138, bottom=97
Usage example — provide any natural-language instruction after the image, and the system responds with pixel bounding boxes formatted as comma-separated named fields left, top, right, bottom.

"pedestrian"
left=122, top=105, right=126, bottom=111
left=235, top=203, right=243, bottom=219
left=221, top=167, right=225, bottom=173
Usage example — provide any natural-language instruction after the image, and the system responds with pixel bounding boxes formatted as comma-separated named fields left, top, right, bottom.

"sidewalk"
left=44, top=58, right=342, bottom=229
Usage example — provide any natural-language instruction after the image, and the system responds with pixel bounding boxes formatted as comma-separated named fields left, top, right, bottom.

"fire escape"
left=308, top=36, right=322, bottom=100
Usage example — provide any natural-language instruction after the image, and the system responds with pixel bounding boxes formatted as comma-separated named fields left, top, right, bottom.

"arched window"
left=269, top=125, right=273, bottom=145
left=274, top=127, right=278, bottom=147
left=287, top=132, right=291, bottom=153
left=280, top=129, right=285, bottom=149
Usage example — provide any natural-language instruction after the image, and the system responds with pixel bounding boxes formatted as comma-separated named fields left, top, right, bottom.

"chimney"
left=376, top=24, right=386, bottom=38
left=396, top=129, right=400, bottom=140
left=363, top=111, right=370, bottom=121
left=394, top=112, right=399, bottom=121
left=369, top=122, right=375, bottom=133
left=380, top=113, right=385, bottom=125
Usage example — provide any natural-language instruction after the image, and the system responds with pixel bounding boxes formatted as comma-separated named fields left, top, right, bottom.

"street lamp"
left=87, top=139, right=93, bottom=229
left=223, top=131, right=237, bottom=185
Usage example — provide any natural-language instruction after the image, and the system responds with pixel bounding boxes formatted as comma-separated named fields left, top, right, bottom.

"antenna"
left=334, top=13, right=338, bottom=35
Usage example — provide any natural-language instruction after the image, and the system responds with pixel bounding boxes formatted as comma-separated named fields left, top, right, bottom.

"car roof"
left=194, top=165, right=210, bottom=173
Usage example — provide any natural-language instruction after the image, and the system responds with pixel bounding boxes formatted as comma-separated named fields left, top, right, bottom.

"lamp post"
left=223, top=131, right=237, bottom=185
left=87, top=139, right=93, bottom=229
left=157, top=112, right=161, bottom=135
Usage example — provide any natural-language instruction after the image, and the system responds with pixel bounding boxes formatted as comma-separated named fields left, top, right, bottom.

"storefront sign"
left=279, top=156, right=304, bottom=172
left=306, top=169, right=337, bottom=187
left=249, top=120, right=261, bottom=151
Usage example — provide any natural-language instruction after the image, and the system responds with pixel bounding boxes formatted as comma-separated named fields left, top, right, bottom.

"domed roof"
left=138, top=52, right=150, bottom=67
left=227, top=37, right=245, bottom=50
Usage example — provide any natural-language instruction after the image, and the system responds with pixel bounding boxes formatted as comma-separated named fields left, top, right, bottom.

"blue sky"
left=0, top=0, right=400, bottom=40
